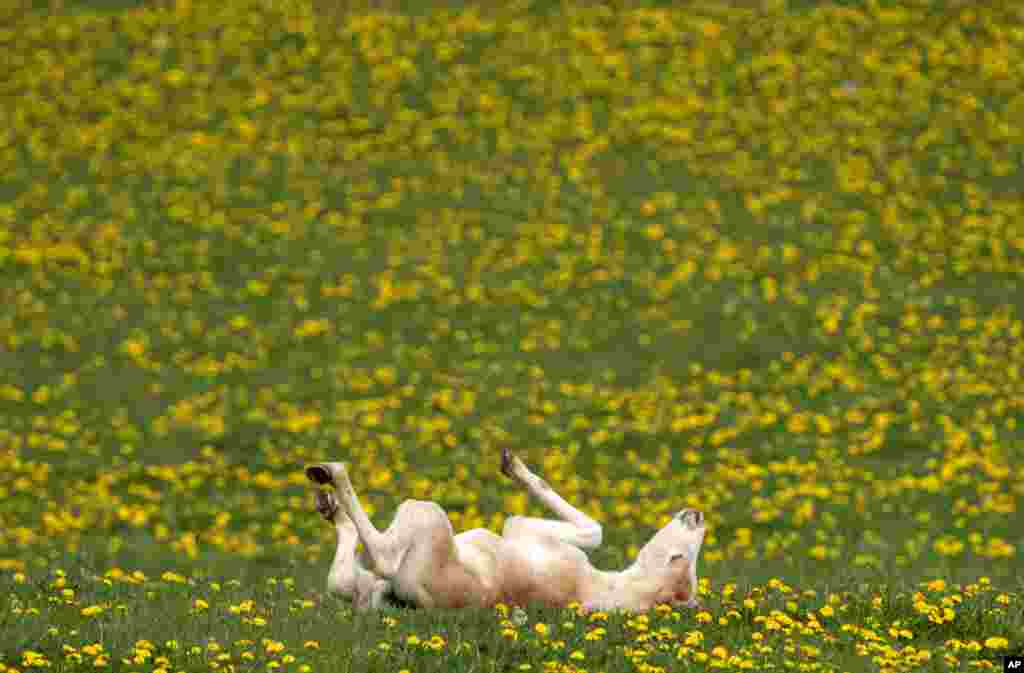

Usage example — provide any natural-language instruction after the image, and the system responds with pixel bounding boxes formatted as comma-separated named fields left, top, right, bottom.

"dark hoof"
left=500, top=448, right=516, bottom=478
left=314, top=491, right=338, bottom=520
left=306, top=464, right=333, bottom=485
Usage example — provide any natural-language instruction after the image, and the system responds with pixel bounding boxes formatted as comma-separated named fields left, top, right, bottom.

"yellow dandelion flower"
left=22, top=651, right=51, bottom=668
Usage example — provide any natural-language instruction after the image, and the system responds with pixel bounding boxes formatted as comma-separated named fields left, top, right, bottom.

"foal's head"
left=634, top=509, right=706, bottom=607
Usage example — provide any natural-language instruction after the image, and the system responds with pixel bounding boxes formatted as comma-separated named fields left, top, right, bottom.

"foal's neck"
left=584, top=562, right=663, bottom=612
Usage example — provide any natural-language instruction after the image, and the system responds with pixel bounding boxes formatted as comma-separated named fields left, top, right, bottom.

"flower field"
left=1, top=0, right=1022, bottom=671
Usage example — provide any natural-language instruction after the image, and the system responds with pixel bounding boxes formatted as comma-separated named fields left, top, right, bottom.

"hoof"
left=314, top=491, right=338, bottom=521
left=500, top=448, right=517, bottom=478
left=306, top=464, right=334, bottom=485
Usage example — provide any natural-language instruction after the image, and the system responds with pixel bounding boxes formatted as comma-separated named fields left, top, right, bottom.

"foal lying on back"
left=306, top=448, right=706, bottom=612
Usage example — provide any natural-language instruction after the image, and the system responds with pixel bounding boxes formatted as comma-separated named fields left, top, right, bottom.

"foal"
left=307, top=449, right=705, bottom=612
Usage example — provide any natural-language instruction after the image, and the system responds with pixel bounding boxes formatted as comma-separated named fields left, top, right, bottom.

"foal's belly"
left=497, top=538, right=589, bottom=608
left=396, top=528, right=591, bottom=609
left=452, top=530, right=590, bottom=608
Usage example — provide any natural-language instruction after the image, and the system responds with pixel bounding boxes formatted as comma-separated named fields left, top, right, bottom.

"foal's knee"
left=354, top=574, right=390, bottom=611
left=367, top=500, right=449, bottom=579
left=327, top=564, right=356, bottom=597
left=578, top=523, right=602, bottom=549
left=501, top=515, right=529, bottom=539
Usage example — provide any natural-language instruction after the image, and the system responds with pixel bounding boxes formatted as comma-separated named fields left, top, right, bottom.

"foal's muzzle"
left=678, top=509, right=705, bottom=528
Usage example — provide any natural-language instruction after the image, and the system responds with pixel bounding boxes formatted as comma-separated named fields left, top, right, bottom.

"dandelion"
left=22, top=651, right=51, bottom=668
left=933, top=537, right=965, bottom=556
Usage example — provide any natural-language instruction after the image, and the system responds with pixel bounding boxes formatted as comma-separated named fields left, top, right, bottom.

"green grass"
left=1, top=0, right=1024, bottom=671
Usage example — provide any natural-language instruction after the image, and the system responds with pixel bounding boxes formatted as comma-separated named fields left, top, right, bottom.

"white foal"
left=306, top=449, right=706, bottom=612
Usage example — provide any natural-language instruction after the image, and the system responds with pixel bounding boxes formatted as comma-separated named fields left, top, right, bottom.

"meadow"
left=1, top=0, right=1023, bottom=670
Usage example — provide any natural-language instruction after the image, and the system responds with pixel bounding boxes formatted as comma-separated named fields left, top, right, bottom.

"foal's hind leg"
left=500, top=448, right=603, bottom=550
left=307, top=462, right=413, bottom=579
left=312, top=490, right=390, bottom=609
left=307, top=462, right=463, bottom=609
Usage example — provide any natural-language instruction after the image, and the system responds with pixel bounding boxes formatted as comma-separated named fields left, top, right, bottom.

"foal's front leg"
left=500, top=448, right=603, bottom=550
